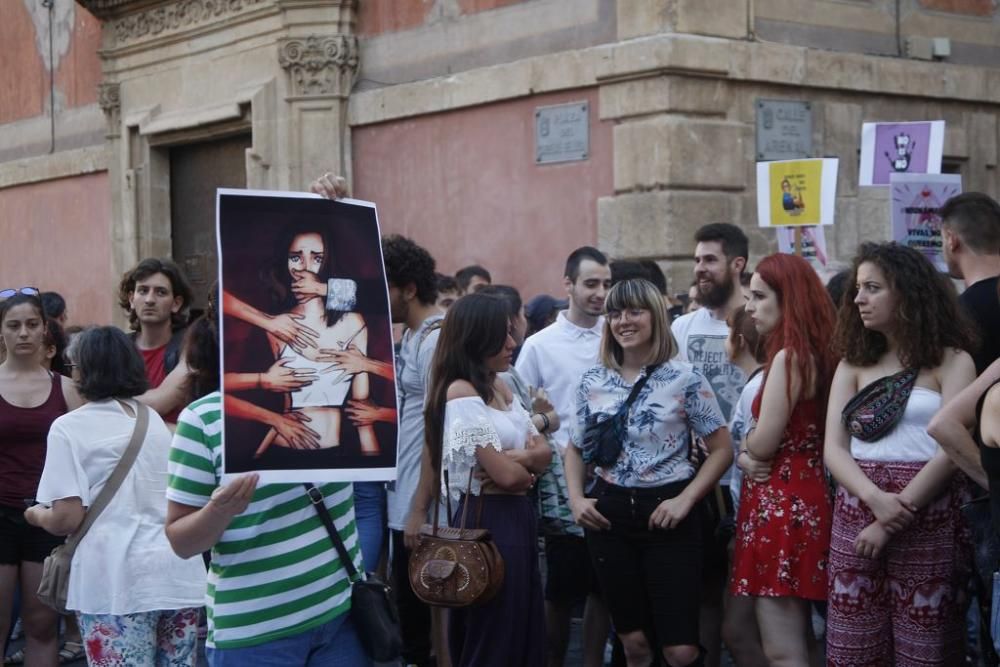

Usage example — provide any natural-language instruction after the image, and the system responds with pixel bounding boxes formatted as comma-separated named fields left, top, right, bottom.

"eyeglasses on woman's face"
left=607, top=308, right=648, bottom=322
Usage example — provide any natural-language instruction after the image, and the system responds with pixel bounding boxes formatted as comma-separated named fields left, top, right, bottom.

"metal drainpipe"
left=43, top=0, right=56, bottom=153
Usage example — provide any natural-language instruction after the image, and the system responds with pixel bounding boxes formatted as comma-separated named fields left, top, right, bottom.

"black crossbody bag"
left=582, top=364, right=661, bottom=467
left=304, top=483, right=402, bottom=662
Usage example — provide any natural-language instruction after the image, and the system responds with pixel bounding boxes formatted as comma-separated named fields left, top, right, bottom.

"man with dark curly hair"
left=118, top=258, right=193, bottom=421
left=380, top=233, right=444, bottom=667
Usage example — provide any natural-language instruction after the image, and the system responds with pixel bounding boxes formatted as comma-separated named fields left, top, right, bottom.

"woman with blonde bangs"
left=566, top=278, right=732, bottom=667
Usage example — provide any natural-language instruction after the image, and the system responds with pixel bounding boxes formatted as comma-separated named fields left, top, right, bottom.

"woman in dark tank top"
left=976, top=380, right=1000, bottom=533
left=0, top=292, right=82, bottom=666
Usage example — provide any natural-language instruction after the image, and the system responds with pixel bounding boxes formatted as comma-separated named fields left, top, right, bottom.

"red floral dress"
left=730, top=398, right=832, bottom=600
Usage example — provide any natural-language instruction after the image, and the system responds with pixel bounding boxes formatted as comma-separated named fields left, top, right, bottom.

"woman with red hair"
left=730, top=253, right=837, bottom=666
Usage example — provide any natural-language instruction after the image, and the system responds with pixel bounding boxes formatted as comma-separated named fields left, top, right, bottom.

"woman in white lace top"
left=421, top=292, right=551, bottom=666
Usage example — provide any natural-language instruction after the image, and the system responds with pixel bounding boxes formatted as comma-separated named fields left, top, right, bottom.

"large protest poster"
left=859, top=120, right=944, bottom=186
left=756, top=158, right=838, bottom=228
left=889, top=174, right=961, bottom=273
left=217, top=189, right=397, bottom=483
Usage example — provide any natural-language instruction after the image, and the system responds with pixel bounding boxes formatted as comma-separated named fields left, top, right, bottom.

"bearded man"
left=670, top=222, right=753, bottom=667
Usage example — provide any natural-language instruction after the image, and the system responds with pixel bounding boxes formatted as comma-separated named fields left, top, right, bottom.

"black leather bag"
left=304, top=484, right=402, bottom=662
left=582, top=365, right=660, bottom=467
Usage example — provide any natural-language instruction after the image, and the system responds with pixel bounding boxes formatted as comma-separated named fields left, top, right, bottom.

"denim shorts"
left=205, top=615, right=370, bottom=667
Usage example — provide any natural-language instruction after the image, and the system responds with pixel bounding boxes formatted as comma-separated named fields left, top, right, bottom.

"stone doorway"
left=169, top=133, right=252, bottom=313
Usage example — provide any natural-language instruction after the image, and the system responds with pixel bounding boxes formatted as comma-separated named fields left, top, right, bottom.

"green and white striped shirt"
left=166, top=393, right=361, bottom=649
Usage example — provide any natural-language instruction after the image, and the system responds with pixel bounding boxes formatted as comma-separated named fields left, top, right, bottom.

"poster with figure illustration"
left=859, top=120, right=944, bottom=186
left=889, top=174, right=961, bottom=273
left=776, top=226, right=829, bottom=271
left=756, top=158, right=838, bottom=227
left=217, top=189, right=397, bottom=483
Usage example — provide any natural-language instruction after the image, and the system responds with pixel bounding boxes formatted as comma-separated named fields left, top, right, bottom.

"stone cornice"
left=349, top=33, right=1000, bottom=127
left=0, top=145, right=108, bottom=189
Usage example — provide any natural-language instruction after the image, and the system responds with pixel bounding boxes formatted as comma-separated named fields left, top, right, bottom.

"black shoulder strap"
left=304, top=483, right=360, bottom=583
left=619, top=363, right=661, bottom=415
left=416, top=319, right=443, bottom=354
left=164, top=328, right=186, bottom=374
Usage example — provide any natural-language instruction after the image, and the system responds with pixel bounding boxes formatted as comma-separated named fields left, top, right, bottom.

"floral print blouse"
left=573, top=361, right=726, bottom=488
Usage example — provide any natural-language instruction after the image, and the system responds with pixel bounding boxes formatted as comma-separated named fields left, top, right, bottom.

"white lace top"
left=441, top=395, right=538, bottom=500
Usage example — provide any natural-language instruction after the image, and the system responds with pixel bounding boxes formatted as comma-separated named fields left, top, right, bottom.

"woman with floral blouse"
left=566, top=279, right=731, bottom=667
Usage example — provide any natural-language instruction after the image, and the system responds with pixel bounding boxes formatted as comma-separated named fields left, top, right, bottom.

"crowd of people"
left=1, top=175, right=999, bottom=667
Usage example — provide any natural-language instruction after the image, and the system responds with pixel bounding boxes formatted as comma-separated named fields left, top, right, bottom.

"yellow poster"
left=768, top=160, right=822, bottom=226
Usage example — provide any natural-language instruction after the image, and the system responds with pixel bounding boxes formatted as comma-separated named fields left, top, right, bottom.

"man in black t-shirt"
left=940, top=192, right=1000, bottom=374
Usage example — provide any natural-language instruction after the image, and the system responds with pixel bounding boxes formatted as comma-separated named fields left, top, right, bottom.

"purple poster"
left=859, top=120, right=944, bottom=186
left=888, top=173, right=961, bottom=273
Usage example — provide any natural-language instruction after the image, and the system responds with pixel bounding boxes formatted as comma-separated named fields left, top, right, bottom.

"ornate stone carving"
left=95, top=0, right=268, bottom=46
left=98, top=82, right=120, bottom=115
left=278, top=35, right=359, bottom=97
left=98, top=82, right=121, bottom=136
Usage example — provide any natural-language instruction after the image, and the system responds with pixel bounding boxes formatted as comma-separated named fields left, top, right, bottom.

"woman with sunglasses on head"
left=729, top=254, right=837, bottom=667
left=0, top=291, right=83, bottom=666
left=421, top=292, right=551, bottom=666
left=824, top=242, right=976, bottom=665
left=565, top=279, right=732, bottom=667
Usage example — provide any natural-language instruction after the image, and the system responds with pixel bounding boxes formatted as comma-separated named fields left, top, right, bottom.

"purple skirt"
left=448, top=493, right=545, bottom=667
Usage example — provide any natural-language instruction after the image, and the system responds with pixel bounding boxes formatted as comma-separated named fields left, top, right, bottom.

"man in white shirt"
left=515, top=246, right=611, bottom=667
left=670, top=222, right=749, bottom=667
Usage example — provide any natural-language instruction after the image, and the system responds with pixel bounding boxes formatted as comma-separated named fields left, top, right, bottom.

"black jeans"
left=390, top=529, right=432, bottom=666
left=586, top=478, right=703, bottom=649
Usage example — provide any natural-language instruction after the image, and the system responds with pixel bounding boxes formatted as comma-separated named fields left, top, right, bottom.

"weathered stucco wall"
left=0, top=172, right=112, bottom=325
left=352, top=87, right=614, bottom=299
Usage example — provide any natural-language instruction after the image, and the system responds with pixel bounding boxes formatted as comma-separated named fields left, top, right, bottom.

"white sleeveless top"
left=441, top=395, right=537, bottom=500
left=279, top=344, right=354, bottom=408
left=850, top=386, right=941, bottom=462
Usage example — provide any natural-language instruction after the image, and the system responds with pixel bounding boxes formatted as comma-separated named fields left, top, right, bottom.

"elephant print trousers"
left=826, top=459, right=971, bottom=667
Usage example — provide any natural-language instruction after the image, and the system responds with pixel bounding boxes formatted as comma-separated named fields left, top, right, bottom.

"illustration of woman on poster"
left=251, top=220, right=380, bottom=457
left=780, top=178, right=805, bottom=214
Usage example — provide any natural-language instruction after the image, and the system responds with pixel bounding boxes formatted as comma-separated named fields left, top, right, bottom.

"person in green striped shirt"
left=165, top=391, right=370, bottom=666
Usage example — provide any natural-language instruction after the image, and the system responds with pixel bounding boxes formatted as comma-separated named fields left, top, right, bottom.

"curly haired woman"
left=824, top=242, right=976, bottom=666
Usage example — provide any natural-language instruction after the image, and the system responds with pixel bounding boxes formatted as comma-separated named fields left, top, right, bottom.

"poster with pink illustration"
left=776, top=226, right=829, bottom=272
left=859, top=120, right=944, bottom=186
left=889, top=173, right=961, bottom=273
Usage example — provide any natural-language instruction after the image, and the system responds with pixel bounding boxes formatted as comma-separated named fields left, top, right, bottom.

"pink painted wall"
left=352, top=88, right=613, bottom=301
left=0, top=172, right=113, bottom=325
left=0, top=1, right=101, bottom=124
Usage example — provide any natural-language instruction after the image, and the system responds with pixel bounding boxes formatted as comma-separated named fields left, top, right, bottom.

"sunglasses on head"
left=0, top=287, right=40, bottom=299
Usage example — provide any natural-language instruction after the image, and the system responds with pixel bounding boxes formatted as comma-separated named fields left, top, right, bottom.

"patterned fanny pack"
left=841, top=367, right=918, bottom=442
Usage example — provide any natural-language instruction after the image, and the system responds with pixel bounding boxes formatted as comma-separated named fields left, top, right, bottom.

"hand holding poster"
left=889, top=173, right=961, bottom=273
left=217, top=189, right=398, bottom=483
left=859, top=120, right=944, bottom=186
left=756, top=158, right=839, bottom=227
